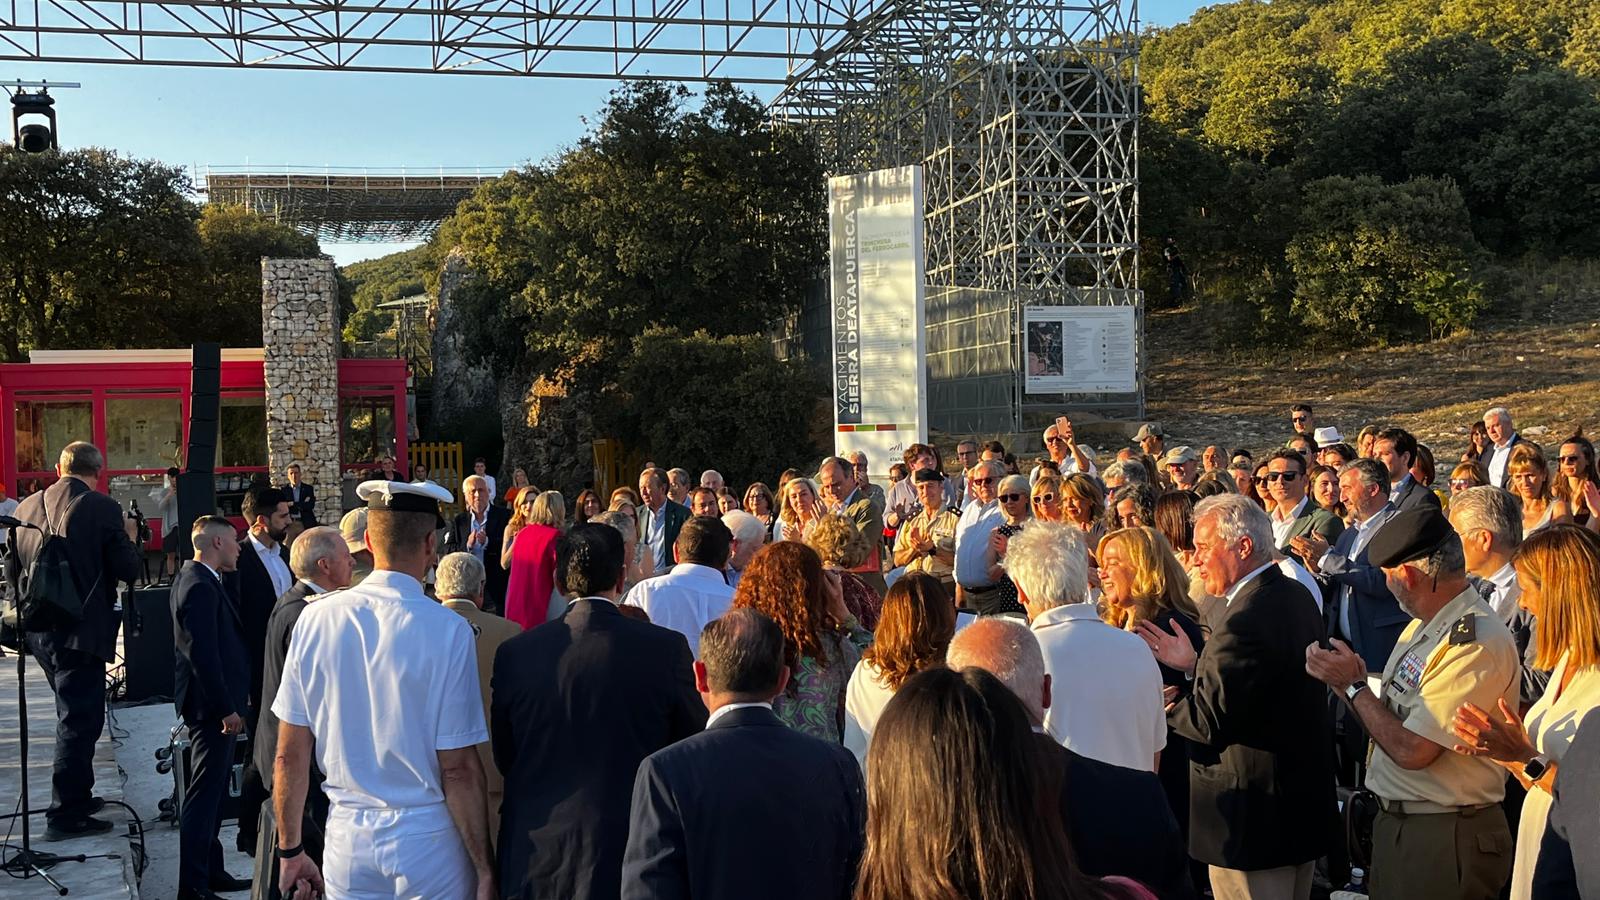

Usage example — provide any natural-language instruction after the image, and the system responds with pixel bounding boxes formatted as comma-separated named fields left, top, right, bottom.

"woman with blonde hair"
left=1030, top=474, right=1065, bottom=524
left=1449, top=460, right=1490, bottom=497
left=1099, top=525, right=1206, bottom=858
left=1508, top=443, right=1570, bottom=535
left=503, top=466, right=531, bottom=504
left=778, top=476, right=823, bottom=542
left=501, top=488, right=566, bottom=629
left=842, top=572, right=956, bottom=767
left=1450, top=524, right=1600, bottom=900
left=733, top=541, right=872, bottom=742
left=1061, top=472, right=1106, bottom=548
left=807, top=512, right=883, bottom=630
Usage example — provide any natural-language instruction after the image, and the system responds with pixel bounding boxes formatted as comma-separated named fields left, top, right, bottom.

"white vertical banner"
left=827, top=166, right=927, bottom=481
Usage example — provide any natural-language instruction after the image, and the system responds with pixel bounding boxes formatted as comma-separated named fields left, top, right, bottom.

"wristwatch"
left=1344, top=682, right=1368, bottom=703
left=1524, top=754, right=1551, bottom=781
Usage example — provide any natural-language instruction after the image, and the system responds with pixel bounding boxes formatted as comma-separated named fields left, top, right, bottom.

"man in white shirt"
left=1038, top=416, right=1098, bottom=480
left=272, top=480, right=493, bottom=900
left=720, top=510, right=767, bottom=591
left=952, top=459, right=1007, bottom=608
left=1449, top=485, right=1546, bottom=705
left=1006, top=519, right=1164, bottom=771
left=472, top=457, right=497, bottom=502
left=624, top=517, right=735, bottom=657
left=1481, top=406, right=1525, bottom=490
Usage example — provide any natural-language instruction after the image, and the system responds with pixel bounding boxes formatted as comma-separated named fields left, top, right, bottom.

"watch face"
left=1524, top=758, right=1547, bottom=780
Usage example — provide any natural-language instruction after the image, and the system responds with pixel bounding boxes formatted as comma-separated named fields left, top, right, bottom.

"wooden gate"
left=408, top=441, right=464, bottom=518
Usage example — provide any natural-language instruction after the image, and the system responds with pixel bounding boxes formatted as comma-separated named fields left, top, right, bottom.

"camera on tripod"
left=126, top=499, right=151, bottom=545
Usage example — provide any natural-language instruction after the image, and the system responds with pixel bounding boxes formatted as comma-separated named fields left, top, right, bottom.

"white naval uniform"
left=272, top=569, right=489, bottom=899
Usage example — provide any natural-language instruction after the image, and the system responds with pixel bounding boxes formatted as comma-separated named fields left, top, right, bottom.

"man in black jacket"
left=948, top=615, right=1196, bottom=900
left=9, top=441, right=142, bottom=840
left=1374, top=427, right=1442, bottom=513
left=622, top=608, right=866, bottom=900
left=1146, top=493, right=1333, bottom=900
left=250, top=525, right=353, bottom=884
left=492, top=523, right=706, bottom=900
left=443, top=474, right=511, bottom=615
left=280, top=464, right=317, bottom=528
left=172, top=516, right=251, bottom=898
left=230, top=485, right=291, bottom=853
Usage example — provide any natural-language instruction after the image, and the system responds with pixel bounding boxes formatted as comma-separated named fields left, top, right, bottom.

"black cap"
left=912, top=467, right=946, bottom=484
left=1367, top=507, right=1456, bottom=569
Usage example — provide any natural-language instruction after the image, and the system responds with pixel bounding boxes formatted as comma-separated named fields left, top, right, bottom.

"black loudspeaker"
left=121, top=585, right=175, bottom=703
left=187, top=343, right=221, bottom=476
left=176, top=343, right=223, bottom=559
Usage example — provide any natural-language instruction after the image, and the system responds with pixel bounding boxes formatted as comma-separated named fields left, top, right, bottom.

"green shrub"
left=1288, top=175, right=1486, bottom=342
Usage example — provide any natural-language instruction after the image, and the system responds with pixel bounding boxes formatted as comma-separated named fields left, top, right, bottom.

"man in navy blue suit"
left=622, top=608, right=866, bottom=900
left=171, top=516, right=252, bottom=898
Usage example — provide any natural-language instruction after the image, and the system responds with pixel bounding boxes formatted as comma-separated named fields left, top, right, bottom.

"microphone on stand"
left=0, top=515, right=36, bottom=530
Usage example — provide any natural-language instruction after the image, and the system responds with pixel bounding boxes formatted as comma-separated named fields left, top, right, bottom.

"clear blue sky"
left=15, top=0, right=1205, bottom=266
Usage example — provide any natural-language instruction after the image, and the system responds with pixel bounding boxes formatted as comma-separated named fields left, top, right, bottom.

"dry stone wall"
left=262, top=257, right=342, bottom=525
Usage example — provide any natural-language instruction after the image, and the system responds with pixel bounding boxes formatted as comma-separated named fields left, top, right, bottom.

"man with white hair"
left=947, top=618, right=1193, bottom=900
left=1038, top=415, right=1097, bottom=481
left=847, top=450, right=886, bottom=511
left=1481, top=407, right=1531, bottom=490
left=699, top=470, right=725, bottom=493
left=437, top=551, right=522, bottom=846
left=1448, top=486, right=1545, bottom=705
left=1004, top=520, right=1164, bottom=772
left=251, top=525, right=354, bottom=878
left=721, top=510, right=767, bottom=590
left=1138, top=493, right=1333, bottom=900
left=444, top=473, right=512, bottom=614
left=952, top=459, right=1008, bottom=609
left=667, top=468, right=693, bottom=506
left=1099, top=459, right=1147, bottom=502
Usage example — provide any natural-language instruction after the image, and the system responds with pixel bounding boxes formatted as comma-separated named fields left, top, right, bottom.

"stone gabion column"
left=262, top=257, right=342, bottom=526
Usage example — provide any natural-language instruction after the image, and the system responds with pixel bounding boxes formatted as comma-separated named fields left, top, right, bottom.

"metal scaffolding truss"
left=774, top=0, right=1142, bottom=426
left=0, top=0, right=896, bottom=82
left=203, top=167, right=502, bottom=240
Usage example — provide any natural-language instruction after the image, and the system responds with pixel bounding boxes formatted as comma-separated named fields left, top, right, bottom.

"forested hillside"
left=1139, top=0, right=1600, bottom=345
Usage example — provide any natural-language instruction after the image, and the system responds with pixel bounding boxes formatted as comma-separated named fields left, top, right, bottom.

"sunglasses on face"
left=1449, top=479, right=1474, bottom=489
left=1292, top=415, right=1309, bottom=423
left=1045, top=436, right=1067, bottom=444
left=1263, top=471, right=1300, bottom=483
left=1560, top=455, right=1584, bottom=465
left=971, top=477, right=996, bottom=486
left=1033, top=493, right=1057, bottom=504
left=999, top=493, right=1026, bottom=502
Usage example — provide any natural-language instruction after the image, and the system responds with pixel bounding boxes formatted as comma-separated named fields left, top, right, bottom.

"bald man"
left=949, top=619, right=1194, bottom=900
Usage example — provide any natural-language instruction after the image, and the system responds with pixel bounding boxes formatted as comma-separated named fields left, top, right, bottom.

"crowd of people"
left=7, top=400, right=1600, bottom=900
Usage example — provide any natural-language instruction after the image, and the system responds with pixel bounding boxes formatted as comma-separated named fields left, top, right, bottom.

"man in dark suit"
left=1294, top=459, right=1407, bottom=673
left=172, top=516, right=252, bottom=898
left=1293, top=458, right=1407, bottom=789
left=250, top=525, right=353, bottom=887
left=948, top=616, right=1195, bottom=900
left=280, top=464, right=317, bottom=528
left=1534, top=707, right=1600, bottom=898
left=9, top=441, right=142, bottom=840
left=1374, top=427, right=1442, bottom=512
left=443, top=474, right=511, bottom=614
left=637, top=467, right=691, bottom=576
left=229, top=485, right=291, bottom=853
left=1147, top=494, right=1333, bottom=899
left=1264, top=448, right=1344, bottom=568
left=1481, top=407, right=1534, bottom=491
left=622, top=608, right=865, bottom=900
left=492, top=523, right=706, bottom=900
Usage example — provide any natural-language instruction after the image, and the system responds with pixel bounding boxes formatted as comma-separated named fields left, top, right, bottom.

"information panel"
left=1023, top=305, right=1138, bottom=394
left=828, top=166, right=927, bottom=480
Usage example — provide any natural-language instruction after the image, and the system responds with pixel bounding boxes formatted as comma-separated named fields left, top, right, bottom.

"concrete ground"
left=112, top=700, right=255, bottom=900
left=0, top=645, right=138, bottom=899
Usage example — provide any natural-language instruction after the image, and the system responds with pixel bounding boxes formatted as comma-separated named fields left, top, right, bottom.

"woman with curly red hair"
left=732, top=541, right=872, bottom=742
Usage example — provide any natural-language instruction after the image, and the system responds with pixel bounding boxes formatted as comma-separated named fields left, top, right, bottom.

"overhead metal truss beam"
left=204, top=168, right=501, bottom=241
left=0, top=0, right=899, bottom=82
